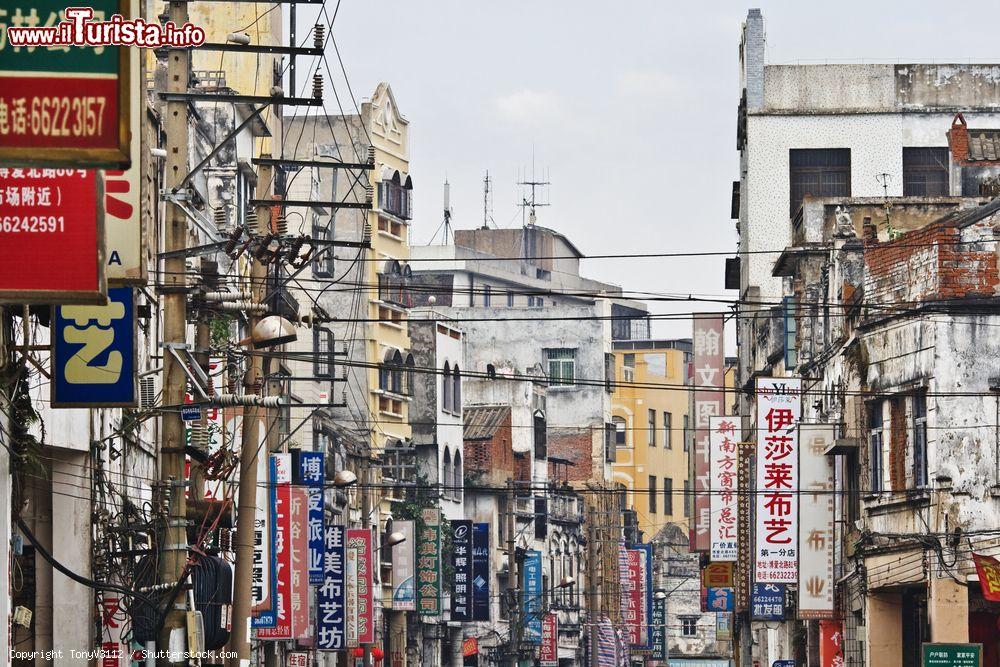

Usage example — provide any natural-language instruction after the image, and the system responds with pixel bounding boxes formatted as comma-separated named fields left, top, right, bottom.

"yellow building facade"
left=611, top=340, right=692, bottom=541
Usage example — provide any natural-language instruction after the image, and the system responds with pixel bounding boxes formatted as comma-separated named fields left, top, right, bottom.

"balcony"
left=550, top=494, right=584, bottom=524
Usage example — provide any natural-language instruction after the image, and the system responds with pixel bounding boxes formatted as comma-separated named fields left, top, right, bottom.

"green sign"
left=417, top=508, right=441, bottom=616
left=0, top=0, right=130, bottom=166
left=923, top=643, right=982, bottom=667
left=651, top=597, right=667, bottom=660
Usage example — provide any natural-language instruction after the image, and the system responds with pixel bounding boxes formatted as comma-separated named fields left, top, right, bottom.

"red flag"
left=972, top=552, right=1000, bottom=602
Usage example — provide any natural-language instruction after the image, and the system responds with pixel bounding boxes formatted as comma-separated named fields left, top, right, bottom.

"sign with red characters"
left=692, top=314, right=725, bottom=551
left=540, top=613, right=558, bottom=666
left=709, top=416, right=739, bottom=561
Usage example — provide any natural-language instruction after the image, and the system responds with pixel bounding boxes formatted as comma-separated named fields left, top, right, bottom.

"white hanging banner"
left=709, top=416, right=739, bottom=561
left=798, top=424, right=836, bottom=618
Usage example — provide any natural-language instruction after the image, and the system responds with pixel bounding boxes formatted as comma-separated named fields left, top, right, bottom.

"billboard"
left=798, top=425, right=836, bottom=619
left=692, top=314, right=725, bottom=551
left=754, top=377, right=801, bottom=583
left=651, top=596, right=667, bottom=661
left=709, top=416, right=738, bottom=561
left=471, top=523, right=490, bottom=621
left=751, top=583, right=786, bottom=621
left=294, top=451, right=325, bottom=585
left=622, top=549, right=644, bottom=646
left=346, top=528, right=375, bottom=644
left=0, top=168, right=105, bottom=303
left=540, top=613, right=558, bottom=666
left=52, top=285, right=135, bottom=407
left=289, top=487, right=310, bottom=641
left=257, top=454, right=292, bottom=639
left=392, top=520, right=416, bottom=611
left=251, top=447, right=275, bottom=628
left=523, top=550, right=543, bottom=644
left=451, top=520, right=473, bottom=621
left=316, top=525, right=346, bottom=650
left=0, top=0, right=131, bottom=167
left=417, top=509, right=441, bottom=617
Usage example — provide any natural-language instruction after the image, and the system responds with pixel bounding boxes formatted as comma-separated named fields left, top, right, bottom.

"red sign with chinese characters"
left=540, top=613, right=558, bottom=666
left=0, top=168, right=103, bottom=301
left=692, top=314, right=725, bottom=551
left=819, top=620, right=844, bottom=667
left=257, top=480, right=292, bottom=639
left=973, top=552, right=1000, bottom=602
left=754, top=377, right=801, bottom=583
left=623, top=550, right=643, bottom=646
left=290, top=486, right=311, bottom=641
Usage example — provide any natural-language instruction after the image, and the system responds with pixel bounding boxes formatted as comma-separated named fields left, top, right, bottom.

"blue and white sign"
left=524, top=549, right=543, bottom=643
left=751, top=583, right=786, bottom=621
left=252, top=456, right=281, bottom=629
left=316, top=525, right=346, bottom=649
left=295, top=451, right=325, bottom=585
left=52, top=286, right=136, bottom=407
left=181, top=405, right=201, bottom=421
left=773, top=661, right=796, bottom=667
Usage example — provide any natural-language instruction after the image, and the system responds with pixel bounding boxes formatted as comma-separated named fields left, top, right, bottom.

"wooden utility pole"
left=505, top=479, right=518, bottom=667
left=158, top=0, right=192, bottom=659
left=227, top=160, right=272, bottom=666
left=587, top=504, right=598, bottom=667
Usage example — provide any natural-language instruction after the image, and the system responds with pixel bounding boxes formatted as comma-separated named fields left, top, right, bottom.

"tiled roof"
left=463, top=405, right=510, bottom=440
left=968, top=130, right=1000, bottom=162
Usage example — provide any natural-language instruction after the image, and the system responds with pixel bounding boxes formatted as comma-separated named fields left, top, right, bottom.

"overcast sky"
left=293, top=1, right=1000, bottom=343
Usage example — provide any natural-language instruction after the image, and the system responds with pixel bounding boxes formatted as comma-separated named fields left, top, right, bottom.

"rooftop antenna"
left=875, top=172, right=899, bottom=239
left=517, top=154, right=550, bottom=227
left=482, top=171, right=494, bottom=229
left=426, top=179, right=453, bottom=245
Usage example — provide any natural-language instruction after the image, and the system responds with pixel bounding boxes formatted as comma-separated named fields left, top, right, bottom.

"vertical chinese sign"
left=692, top=314, right=725, bottom=551
left=289, top=487, right=310, bottom=641
left=819, top=620, right=844, bottom=667
left=735, top=441, right=753, bottom=613
left=417, top=508, right=441, bottom=617
left=52, top=285, right=136, bottom=406
left=709, top=416, right=738, bottom=561
left=471, top=523, right=490, bottom=621
left=798, top=424, right=835, bottom=619
left=392, top=520, right=416, bottom=611
left=622, top=549, right=643, bottom=646
left=251, top=448, right=275, bottom=628
left=0, top=0, right=130, bottom=167
left=316, top=525, right=346, bottom=650
left=0, top=168, right=104, bottom=302
left=651, top=595, right=666, bottom=661
left=346, top=528, right=375, bottom=644
left=524, top=550, right=543, bottom=643
left=754, top=377, right=801, bottom=583
left=258, top=454, right=292, bottom=639
left=451, top=520, right=472, bottom=621
left=295, top=451, right=325, bottom=586
left=540, top=613, right=558, bottom=666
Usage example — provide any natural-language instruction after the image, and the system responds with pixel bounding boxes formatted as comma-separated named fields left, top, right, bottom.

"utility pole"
left=227, top=159, right=272, bottom=666
left=360, top=463, right=372, bottom=667
left=158, top=0, right=192, bottom=659
left=586, top=504, right=598, bottom=667
left=506, top=479, right=517, bottom=667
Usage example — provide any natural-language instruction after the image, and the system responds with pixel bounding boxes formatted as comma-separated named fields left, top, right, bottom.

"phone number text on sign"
left=0, top=84, right=116, bottom=149
left=0, top=168, right=100, bottom=297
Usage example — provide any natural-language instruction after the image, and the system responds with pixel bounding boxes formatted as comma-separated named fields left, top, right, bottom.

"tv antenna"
left=427, top=179, right=453, bottom=245
left=517, top=159, right=550, bottom=227
left=482, top=171, right=495, bottom=229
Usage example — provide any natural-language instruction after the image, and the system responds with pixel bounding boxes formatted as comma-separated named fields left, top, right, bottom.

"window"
left=612, top=416, right=627, bottom=447
left=452, top=365, right=462, bottom=411
left=443, top=361, right=453, bottom=411
left=664, top=412, right=672, bottom=449
left=648, top=409, right=656, bottom=446
left=534, top=411, right=547, bottom=459
left=604, top=423, right=616, bottom=463
left=681, top=617, right=698, bottom=637
left=378, top=174, right=412, bottom=220
left=623, top=354, right=635, bottom=382
left=404, top=354, right=415, bottom=396
left=312, top=219, right=335, bottom=277
left=789, top=148, right=850, bottom=217
left=648, top=476, right=657, bottom=514
left=453, top=451, right=463, bottom=501
left=380, top=349, right=403, bottom=395
left=313, top=328, right=334, bottom=377
left=784, top=296, right=798, bottom=369
left=546, top=348, right=576, bottom=386
left=534, top=497, right=547, bottom=539
left=868, top=402, right=884, bottom=494
left=442, top=448, right=451, bottom=497
left=683, top=479, right=690, bottom=517
left=664, top=477, right=673, bottom=515
left=507, top=290, right=514, bottom=307
left=683, top=415, right=690, bottom=452
left=605, top=353, right=616, bottom=393
left=913, top=393, right=928, bottom=488
left=903, top=147, right=949, bottom=197
left=483, top=284, right=491, bottom=307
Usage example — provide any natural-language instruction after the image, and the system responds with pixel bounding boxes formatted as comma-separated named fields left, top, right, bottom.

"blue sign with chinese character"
left=316, top=525, right=346, bottom=649
left=705, top=587, right=734, bottom=612
left=53, top=286, right=136, bottom=407
left=524, top=549, right=543, bottom=643
left=752, top=583, right=786, bottom=621
left=472, top=523, right=490, bottom=621
left=252, top=456, right=280, bottom=629
left=295, top=451, right=325, bottom=585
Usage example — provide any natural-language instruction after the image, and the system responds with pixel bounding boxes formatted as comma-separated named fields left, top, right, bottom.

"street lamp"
left=333, top=469, right=358, bottom=487
left=385, top=530, right=406, bottom=548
